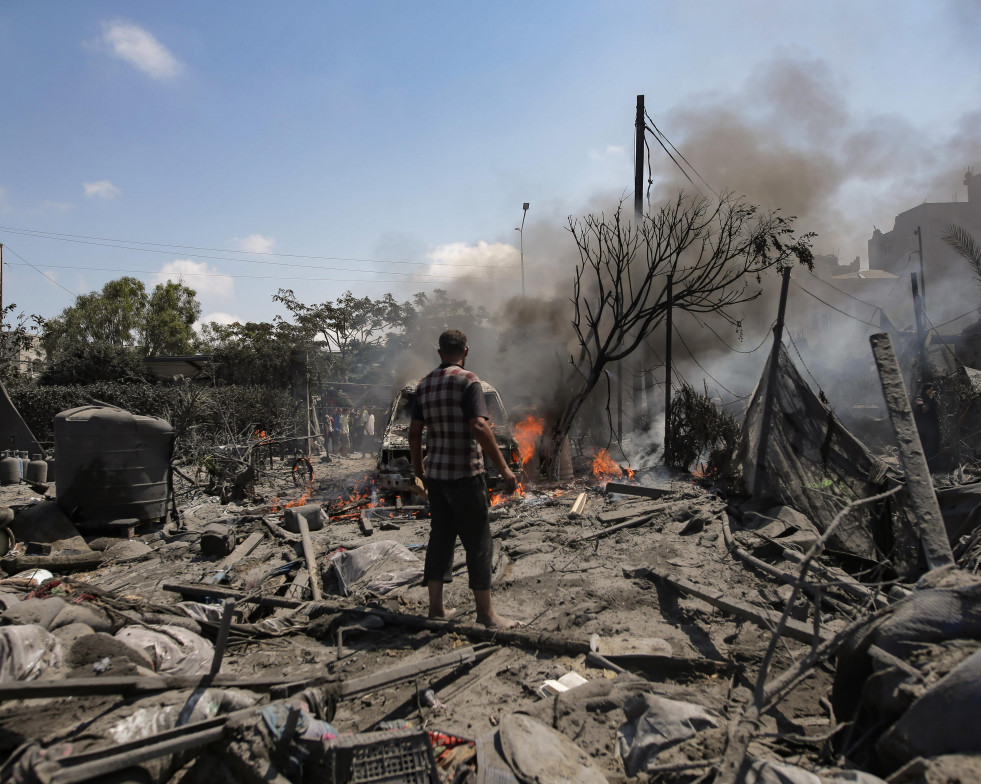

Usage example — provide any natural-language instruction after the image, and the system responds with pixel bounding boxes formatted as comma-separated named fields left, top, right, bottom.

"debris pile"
left=2, top=332, right=981, bottom=784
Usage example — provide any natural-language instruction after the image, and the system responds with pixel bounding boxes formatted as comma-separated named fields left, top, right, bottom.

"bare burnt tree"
left=545, top=191, right=814, bottom=478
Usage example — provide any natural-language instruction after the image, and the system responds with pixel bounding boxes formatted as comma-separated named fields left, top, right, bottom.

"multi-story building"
left=868, top=169, right=981, bottom=322
left=1, top=332, right=45, bottom=377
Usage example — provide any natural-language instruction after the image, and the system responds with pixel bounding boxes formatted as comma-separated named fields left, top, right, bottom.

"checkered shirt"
left=415, top=365, right=486, bottom=480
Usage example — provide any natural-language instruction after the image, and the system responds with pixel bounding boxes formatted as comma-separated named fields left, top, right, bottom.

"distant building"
left=1, top=333, right=45, bottom=377
left=868, top=169, right=981, bottom=298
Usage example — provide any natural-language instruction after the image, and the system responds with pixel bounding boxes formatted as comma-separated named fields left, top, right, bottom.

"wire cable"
left=803, top=268, right=882, bottom=311
left=644, top=113, right=719, bottom=198
left=0, top=229, right=518, bottom=281
left=0, top=225, right=519, bottom=270
left=675, top=325, right=743, bottom=399
left=4, top=261, right=519, bottom=286
left=791, top=281, right=883, bottom=328
left=687, top=310, right=775, bottom=354
left=1, top=244, right=77, bottom=297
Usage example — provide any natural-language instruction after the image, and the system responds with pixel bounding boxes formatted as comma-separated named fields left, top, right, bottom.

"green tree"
left=199, top=320, right=319, bottom=389
left=41, top=276, right=204, bottom=385
left=43, top=276, right=148, bottom=357
left=143, top=281, right=202, bottom=356
left=942, top=224, right=981, bottom=284
left=272, top=290, right=412, bottom=380
left=397, top=289, right=490, bottom=352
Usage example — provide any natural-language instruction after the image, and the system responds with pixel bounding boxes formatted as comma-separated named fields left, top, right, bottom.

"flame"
left=591, top=448, right=633, bottom=480
left=514, top=415, right=545, bottom=468
left=490, top=483, right=525, bottom=506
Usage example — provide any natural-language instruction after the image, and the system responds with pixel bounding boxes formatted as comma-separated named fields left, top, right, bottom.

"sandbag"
left=0, top=624, right=63, bottom=681
left=616, top=692, right=719, bottom=777
left=877, top=648, right=981, bottom=767
left=115, top=624, right=214, bottom=676
left=328, top=540, right=422, bottom=597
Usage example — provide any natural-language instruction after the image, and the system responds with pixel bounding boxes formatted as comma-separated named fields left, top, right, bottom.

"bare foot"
left=477, top=612, right=522, bottom=630
left=428, top=607, right=458, bottom=621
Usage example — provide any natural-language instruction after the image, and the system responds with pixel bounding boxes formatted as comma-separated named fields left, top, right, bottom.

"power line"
left=5, top=261, right=520, bottom=285
left=803, top=268, right=883, bottom=312
left=1, top=244, right=77, bottom=297
left=686, top=310, right=774, bottom=354
left=643, top=113, right=718, bottom=198
left=675, top=325, right=743, bottom=399
left=791, top=281, right=883, bottom=328
left=0, top=225, right=521, bottom=273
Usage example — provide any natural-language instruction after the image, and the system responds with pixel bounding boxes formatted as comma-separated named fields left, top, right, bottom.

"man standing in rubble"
left=409, top=329, right=520, bottom=629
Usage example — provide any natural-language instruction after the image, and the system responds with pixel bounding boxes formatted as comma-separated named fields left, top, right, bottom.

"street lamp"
left=515, top=202, right=530, bottom=297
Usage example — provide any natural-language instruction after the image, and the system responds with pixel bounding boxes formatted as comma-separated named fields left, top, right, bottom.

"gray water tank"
left=54, top=406, right=174, bottom=523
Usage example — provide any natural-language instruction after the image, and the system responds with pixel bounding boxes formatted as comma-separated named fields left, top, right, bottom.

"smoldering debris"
left=3, top=346, right=981, bottom=784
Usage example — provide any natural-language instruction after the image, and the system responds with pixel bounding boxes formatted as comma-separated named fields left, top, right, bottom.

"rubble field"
left=0, top=444, right=979, bottom=784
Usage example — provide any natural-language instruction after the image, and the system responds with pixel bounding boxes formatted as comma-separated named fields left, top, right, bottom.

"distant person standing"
left=913, top=382, right=941, bottom=470
left=365, top=409, right=376, bottom=439
left=321, top=406, right=334, bottom=461
left=350, top=409, right=363, bottom=456
left=339, top=408, right=351, bottom=456
left=409, top=329, right=519, bottom=629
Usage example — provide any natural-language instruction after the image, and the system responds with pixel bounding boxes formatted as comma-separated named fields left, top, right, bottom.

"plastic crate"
left=324, top=728, right=439, bottom=784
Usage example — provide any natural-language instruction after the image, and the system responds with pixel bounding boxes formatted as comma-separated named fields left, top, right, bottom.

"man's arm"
left=409, top=419, right=426, bottom=478
left=470, top=417, right=518, bottom=493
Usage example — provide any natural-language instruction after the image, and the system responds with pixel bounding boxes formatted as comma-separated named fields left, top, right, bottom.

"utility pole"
left=634, top=95, right=657, bottom=432
left=911, top=273, right=930, bottom=380
left=915, top=226, right=926, bottom=304
left=753, top=266, right=792, bottom=497
left=663, top=275, right=673, bottom=464
left=1, top=243, right=4, bottom=319
left=634, top=95, right=645, bottom=222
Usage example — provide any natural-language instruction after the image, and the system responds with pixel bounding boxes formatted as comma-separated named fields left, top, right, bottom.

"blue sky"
left=1, top=1, right=978, bottom=328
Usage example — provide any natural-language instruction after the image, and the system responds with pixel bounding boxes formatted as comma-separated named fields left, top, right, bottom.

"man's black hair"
left=438, top=329, right=467, bottom=355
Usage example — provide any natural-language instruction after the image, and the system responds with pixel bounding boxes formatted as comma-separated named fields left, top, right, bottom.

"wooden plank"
left=0, top=674, right=323, bottom=701
left=605, top=482, right=670, bottom=499
left=162, top=582, right=594, bottom=656
left=359, top=510, right=374, bottom=536
left=651, top=570, right=831, bottom=645
left=204, top=530, right=264, bottom=585
left=572, top=512, right=659, bottom=543
left=869, top=333, right=954, bottom=569
left=597, top=500, right=673, bottom=524
left=284, top=567, right=310, bottom=602
left=569, top=492, right=588, bottom=516
left=297, top=513, right=323, bottom=601
left=1, top=551, right=104, bottom=575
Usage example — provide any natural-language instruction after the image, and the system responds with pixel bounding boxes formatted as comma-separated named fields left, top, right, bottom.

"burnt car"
left=376, top=380, right=522, bottom=494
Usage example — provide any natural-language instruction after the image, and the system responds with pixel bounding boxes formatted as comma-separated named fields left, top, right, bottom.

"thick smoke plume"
left=400, top=52, right=981, bottom=455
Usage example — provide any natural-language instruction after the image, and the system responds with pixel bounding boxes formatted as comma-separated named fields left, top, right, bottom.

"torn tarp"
left=739, top=343, right=915, bottom=564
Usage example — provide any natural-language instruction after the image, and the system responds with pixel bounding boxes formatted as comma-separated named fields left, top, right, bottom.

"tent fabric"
left=739, top=344, right=910, bottom=560
left=0, top=379, right=46, bottom=458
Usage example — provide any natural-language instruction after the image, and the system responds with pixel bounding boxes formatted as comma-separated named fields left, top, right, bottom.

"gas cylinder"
left=0, top=452, right=21, bottom=486
left=26, top=455, right=47, bottom=484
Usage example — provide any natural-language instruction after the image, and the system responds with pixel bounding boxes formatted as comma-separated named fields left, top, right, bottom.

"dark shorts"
left=423, top=474, right=492, bottom=590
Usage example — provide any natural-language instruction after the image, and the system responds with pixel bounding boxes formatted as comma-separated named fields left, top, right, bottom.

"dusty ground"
left=0, top=450, right=855, bottom=782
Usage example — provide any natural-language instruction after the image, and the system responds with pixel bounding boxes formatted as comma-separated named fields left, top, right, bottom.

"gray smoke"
left=397, top=51, right=981, bottom=453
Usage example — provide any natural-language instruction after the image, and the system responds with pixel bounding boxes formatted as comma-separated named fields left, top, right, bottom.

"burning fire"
left=514, top=415, right=545, bottom=468
left=266, top=486, right=313, bottom=513
left=591, top=449, right=634, bottom=480
left=490, top=487, right=520, bottom=506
